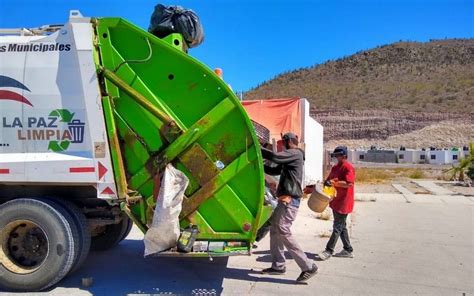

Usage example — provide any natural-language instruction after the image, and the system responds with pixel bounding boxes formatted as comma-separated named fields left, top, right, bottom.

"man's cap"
left=282, top=132, right=298, bottom=144
left=331, top=146, right=348, bottom=157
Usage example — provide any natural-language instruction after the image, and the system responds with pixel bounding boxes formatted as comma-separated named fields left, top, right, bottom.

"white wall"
left=354, top=150, right=367, bottom=162
left=349, top=149, right=468, bottom=164
left=347, top=150, right=356, bottom=162
left=449, top=150, right=461, bottom=163
left=302, top=99, right=323, bottom=185
left=413, top=150, right=427, bottom=164
left=346, top=150, right=367, bottom=163
left=427, top=150, right=450, bottom=164
left=397, top=151, right=412, bottom=163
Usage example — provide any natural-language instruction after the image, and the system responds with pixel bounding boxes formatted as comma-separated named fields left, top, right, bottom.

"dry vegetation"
left=355, top=167, right=435, bottom=183
left=246, top=39, right=474, bottom=113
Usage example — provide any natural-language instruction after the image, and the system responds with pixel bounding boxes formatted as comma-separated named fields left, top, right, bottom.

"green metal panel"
left=93, top=18, right=265, bottom=244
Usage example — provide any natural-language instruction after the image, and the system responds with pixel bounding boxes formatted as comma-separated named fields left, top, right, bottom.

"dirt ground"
left=437, top=181, right=474, bottom=196
left=352, top=161, right=474, bottom=196
left=357, top=178, right=473, bottom=196
left=357, top=181, right=433, bottom=194
left=352, top=162, right=464, bottom=188
left=359, top=180, right=474, bottom=196
left=399, top=181, right=431, bottom=194
left=356, top=183, right=398, bottom=193
left=354, top=164, right=449, bottom=182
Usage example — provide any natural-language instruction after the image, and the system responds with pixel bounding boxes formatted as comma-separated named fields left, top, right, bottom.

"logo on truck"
left=0, top=75, right=33, bottom=106
left=2, top=108, right=86, bottom=152
left=47, top=109, right=86, bottom=152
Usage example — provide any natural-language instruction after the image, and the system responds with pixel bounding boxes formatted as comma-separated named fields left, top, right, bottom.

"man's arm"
left=331, top=180, right=353, bottom=188
left=332, top=166, right=355, bottom=188
left=261, top=147, right=300, bottom=165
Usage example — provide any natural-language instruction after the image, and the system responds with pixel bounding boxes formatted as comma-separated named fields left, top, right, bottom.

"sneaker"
left=315, top=250, right=332, bottom=261
left=261, top=267, right=286, bottom=275
left=334, top=250, right=354, bottom=258
left=296, top=263, right=318, bottom=282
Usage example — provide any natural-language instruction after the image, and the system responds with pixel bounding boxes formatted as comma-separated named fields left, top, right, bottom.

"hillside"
left=245, top=39, right=474, bottom=146
left=326, top=121, right=474, bottom=150
left=246, top=39, right=474, bottom=113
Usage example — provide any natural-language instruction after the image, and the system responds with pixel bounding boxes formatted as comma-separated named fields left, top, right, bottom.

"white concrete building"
left=426, top=150, right=451, bottom=165
left=397, top=150, right=416, bottom=163
left=347, top=150, right=367, bottom=163
left=449, top=150, right=461, bottom=163
left=413, top=150, right=428, bottom=164
left=344, top=147, right=469, bottom=165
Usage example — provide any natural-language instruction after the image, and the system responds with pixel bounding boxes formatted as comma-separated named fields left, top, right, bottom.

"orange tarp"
left=241, top=98, right=302, bottom=141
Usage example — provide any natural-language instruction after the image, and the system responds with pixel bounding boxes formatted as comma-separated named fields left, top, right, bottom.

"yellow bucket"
left=308, top=185, right=335, bottom=213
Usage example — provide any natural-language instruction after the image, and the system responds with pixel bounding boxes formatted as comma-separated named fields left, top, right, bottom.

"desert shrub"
left=356, top=168, right=393, bottom=183
left=408, top=169, right=425, bottom=179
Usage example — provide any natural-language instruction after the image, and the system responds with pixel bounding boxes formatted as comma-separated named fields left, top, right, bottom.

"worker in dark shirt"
left=260, top=132, right=318, bottom=283
left=317, top=146, right=355, bottom=260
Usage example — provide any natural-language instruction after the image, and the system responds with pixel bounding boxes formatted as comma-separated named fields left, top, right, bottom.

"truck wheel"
left=0, top=199, right=77, bottom=292
left=119, top=217, right=133, bottom=242
left=91, top=215, right=131, bottom=251
left=44, top=198, right=91, bottom=273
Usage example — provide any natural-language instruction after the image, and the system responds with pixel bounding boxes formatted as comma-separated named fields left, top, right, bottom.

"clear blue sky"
left=0, top=0, right=472, bottom=91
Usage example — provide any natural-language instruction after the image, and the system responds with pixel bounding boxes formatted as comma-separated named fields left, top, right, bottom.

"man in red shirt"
left=317, top=146, right=355, bottom=260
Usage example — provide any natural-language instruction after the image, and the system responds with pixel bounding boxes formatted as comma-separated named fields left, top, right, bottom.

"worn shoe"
left=296, top=263, right=318, bottom=282
left=334, top=250, right=354, bottom=258
left=261, top=267, right=286, bottom=275
left=315, top=250, right=332, bottom=261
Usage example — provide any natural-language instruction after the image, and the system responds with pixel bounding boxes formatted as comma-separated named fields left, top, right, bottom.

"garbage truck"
left=0, top=11, right=271, bottom=291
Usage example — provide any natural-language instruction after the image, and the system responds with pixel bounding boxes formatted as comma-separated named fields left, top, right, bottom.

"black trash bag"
left=149, top=4, right=204, bottom=48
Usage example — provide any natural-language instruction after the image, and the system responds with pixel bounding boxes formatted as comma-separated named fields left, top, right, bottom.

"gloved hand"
left=324, top=180, right=332, bottom=187
left=261, top=147, right=272, bottom=160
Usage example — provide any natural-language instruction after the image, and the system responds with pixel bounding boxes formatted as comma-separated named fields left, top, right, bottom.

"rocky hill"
left=245, top=39, right=474, bottom=147
left=313, top=109, right=471, bottom=140
left=325, top=121, right=474, bottom=150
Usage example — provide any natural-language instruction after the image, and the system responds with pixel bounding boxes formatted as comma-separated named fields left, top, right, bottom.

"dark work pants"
left=326, top=210, right=353, bottom=253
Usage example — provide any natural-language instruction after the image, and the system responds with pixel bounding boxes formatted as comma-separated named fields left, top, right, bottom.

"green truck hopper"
left=96, top=18, right=271, bottom=252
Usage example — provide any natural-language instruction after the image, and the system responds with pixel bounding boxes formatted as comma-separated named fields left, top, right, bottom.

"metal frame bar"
left=100, top=67, right=178, bottom=130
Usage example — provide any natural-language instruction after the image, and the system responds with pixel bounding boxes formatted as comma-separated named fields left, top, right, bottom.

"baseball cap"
left=331, top=146, right=347, bottom=157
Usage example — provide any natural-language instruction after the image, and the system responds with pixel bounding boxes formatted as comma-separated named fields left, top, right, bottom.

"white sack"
left=144, top=164, right=189, bottom=256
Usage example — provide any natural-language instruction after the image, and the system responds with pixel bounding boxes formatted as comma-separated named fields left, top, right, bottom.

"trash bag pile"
left=149, top=4, right=204, bottom=48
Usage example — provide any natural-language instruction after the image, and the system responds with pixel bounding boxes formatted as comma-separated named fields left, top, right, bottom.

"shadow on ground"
left=253, top=249, right=318, bottom=262
left=51, top=239, right=226, bottom=295
left=48, top=238, right=301, bottom=295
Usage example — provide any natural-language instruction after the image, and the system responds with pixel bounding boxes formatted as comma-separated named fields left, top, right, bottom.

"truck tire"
left=119, top=217, right=133, bottom=242
left=91, top=214, right=131, bottom=251
left=44, top=198, right=91, bottom=273
left=0, top=199, right=77, bottom=292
